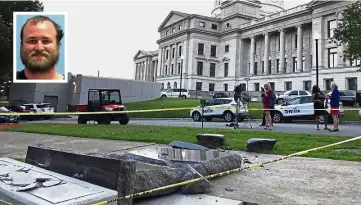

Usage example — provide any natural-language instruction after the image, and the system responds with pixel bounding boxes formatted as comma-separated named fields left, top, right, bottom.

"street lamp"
left=179, top=55, right=184, bottom=98
left=314, top=31, right=320, bottom=87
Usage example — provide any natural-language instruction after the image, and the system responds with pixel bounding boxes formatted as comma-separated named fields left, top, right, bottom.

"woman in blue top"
left=329, top=81, right=340, bottom=132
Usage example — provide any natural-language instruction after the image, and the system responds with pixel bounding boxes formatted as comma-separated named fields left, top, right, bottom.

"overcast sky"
left=42, top=0, right=310, bottom=80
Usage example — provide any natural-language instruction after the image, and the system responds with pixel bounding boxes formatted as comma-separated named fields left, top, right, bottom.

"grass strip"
left=6, top=123, right=361, bottom=162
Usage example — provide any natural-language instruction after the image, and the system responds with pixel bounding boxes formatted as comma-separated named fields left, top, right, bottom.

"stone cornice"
left=221, top=0, right=262, bottom=9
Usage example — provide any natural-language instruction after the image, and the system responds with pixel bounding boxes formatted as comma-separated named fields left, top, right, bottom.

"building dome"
left=211, top=0, right=284, bottom=18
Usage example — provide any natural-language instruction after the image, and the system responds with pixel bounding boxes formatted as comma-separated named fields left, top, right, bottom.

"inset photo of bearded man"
left=13, top=12, right=67, bottom=83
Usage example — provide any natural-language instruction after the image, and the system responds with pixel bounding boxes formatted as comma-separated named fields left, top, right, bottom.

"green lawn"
left=7, top=123, right=361, bottom=162
left=124, top=98, right=360, bottom=121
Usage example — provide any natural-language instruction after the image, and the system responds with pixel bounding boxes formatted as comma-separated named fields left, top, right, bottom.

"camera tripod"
left=232, top=98, right=260, bottom=129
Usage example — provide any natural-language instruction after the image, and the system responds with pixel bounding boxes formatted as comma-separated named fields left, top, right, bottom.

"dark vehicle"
left=328, top=91, right=356, bottom=106
left=6, top=105, right=33, bottom=120
left=213, top=92, right=229, bottom=98
left=0, top=106, right=20, bottom=123
left=75, top=89, right=129, bottom=125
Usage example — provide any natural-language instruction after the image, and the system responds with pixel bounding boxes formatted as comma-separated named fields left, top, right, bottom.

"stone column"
left=167, top=45, right=172, bottom=76
left=250, top=37, right=255, bottom=75
left=297, top=25, right=303, bottom=72
left=279, top=29, right=285, bottom=73
left=136, top=63, right=139, bottom=80
left=263, top=33, right=269, bottom=74
left=174, top=44, right=178, bottom=75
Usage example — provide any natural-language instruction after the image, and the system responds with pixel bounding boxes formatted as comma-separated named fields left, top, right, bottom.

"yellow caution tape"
left=92, top=135, right=361, bottom=205
left=0, top=199, right=14, bottom=205
left=0, top=106, right=359, bottom=116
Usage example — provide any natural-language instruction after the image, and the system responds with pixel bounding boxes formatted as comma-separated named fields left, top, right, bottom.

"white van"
left=160, top=89, right=190, bottom=99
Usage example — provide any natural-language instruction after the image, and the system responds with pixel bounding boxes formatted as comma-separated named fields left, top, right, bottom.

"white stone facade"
left=134, top=0, right=361, bottom=93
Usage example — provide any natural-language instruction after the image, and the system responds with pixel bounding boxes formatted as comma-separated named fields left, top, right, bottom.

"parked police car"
left=273, top=96, right=344, bottom=123
left=190, top=98, right=249, bottom=122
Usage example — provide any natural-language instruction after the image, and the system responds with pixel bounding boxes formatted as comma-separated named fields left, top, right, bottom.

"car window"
left=289, top=91, right=298, bottom=95
left=213, top=99, right=224, bottom=105
left=343, top=92, right=354, bottom=96
left=299, top=91, right=308, bottom=95
left=222, top=99, right=233, bottom=104
left=301, top=96, right=312, bottom=104
left=204, top=100, right=214, bottom=106
left=287, top=97, right=301, bottom=105
left=181, top=89, right=187, bottom=92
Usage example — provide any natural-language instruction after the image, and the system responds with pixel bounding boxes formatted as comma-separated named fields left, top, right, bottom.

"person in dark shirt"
left=261, top=86, right=276, bottom=126
left=16, top=15, right=64, bottom=80
left=312, top=85, right=329, bottom=130
left=261, top=83, right=273, bottom=130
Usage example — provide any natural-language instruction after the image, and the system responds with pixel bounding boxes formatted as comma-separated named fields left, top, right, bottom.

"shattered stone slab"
left=246, top=138, right=277, bottom=153
left=196, top=133, right=225, bottom=148
left=169, top=141, right=209, bottom=151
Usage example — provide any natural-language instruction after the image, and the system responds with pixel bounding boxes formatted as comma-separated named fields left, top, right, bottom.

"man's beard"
left=20, top=47, right=60, bottom=73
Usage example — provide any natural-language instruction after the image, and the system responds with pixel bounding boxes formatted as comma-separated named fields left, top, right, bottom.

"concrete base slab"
left=134, top=194, right=244, bottom=205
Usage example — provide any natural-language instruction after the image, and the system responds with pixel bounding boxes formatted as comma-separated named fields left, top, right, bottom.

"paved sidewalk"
left=1, top=131, right=361, bottom=205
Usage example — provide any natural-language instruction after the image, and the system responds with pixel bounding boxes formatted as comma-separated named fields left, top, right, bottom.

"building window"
left=211, top=45, right=217, bottom=57
left=161, top=83, right=164, bottom=90
left=294, top=34, right=298, bottom=49
left=197, top=61, right=203, bottom=75
left=178, top=45, right=182, bottom=57
left=165, top=65, right=168, bottom=75
left=324, top=78, right=334, bottom=90
left=225, top=45, right=229, bottom=52
left=172, top=47, right=175, bottom=59
left=172, top=27, right=175, bottom=33
left=269, top=82, right=275, bottom=91
left=276, top=59, right=280, bottom=73
left=224, top=84, right=228, bottom=91
left=212, top=24, right=218, bottom=30
left=209, top=83, right=215, bottom=91
left=293, top=57, right=297, bottom=72
left=171, top=64, right=174, bottom=75
left=262, top=61, right=264, bottom=73
left=166, top=49, right=169, bottom=60
left=199, top=21, right=205, bottom=27
left=328, top=47, right=338, bottom=68
left=328, top=20, right=337, bottom=38
left=347, top=78, right=357, bottom=90
left=198, top=43, right=204, bottom=55
left=302, top=56, right=305, bottom=70
left=174, top=82, right=177, bottom=88
left=278, top=37, right=280, bottom=51
left=226, top=22, right=231, bottom=28
left=179, top=24, right=182, bottom=30
left=177, top=63, right=181, bottom=74
left=285, top=58, right=287, bottom=70
left=303, top=81, right=311, bottom=91
left=254, top=83, right=260, bottom=91
left=240, top=83, right=246, bottom=92
left=166, top=30, right=168, bottom=36
left=210, top=63, right=216, bottom=77
left=268, top=60, right=271, bottom=74
left=350, top=59, right=361, bottom=67
left=285, top=82, right=292, bottom=91
left=196, top=82, right=202, bottom=91
left=254, top=62, right=258, bottom=75
left=224, top=63, right=228, bottom=77
left=167, top=82, right=171, bottom=89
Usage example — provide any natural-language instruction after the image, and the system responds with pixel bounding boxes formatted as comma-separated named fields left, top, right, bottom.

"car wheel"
left=182, top=95, right=187, bottom=99
left=119, top=114, right=129, bottom=125
left=273, top=111, right=283, bottom=123
left=223, top=111, right=234, bottom=122
left=192, top=112, right=201, bottom=121
left=161, top=95, right=167, bottom=98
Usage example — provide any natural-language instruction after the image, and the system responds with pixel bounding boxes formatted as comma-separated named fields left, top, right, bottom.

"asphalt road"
left=25, top=117, right=361, bottom=137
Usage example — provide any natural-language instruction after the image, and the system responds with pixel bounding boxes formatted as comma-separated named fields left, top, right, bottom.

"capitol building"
left=133, top=0, right=360, bottom=93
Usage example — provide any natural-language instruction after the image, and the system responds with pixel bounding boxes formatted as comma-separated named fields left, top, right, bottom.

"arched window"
left=167, top=82, right=171, bottom=89
left=161, top=83, right=164, bottom=90
left=174, top=82, right=177, bottom=88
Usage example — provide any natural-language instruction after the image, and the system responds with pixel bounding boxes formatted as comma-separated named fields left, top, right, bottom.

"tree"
left=0, top=1, right=44, bottom=87
left=333, top=0, right=361, bottom=70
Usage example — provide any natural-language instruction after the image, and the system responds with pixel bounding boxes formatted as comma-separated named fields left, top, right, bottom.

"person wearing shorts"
left=329, top=81, right=340, bottom=132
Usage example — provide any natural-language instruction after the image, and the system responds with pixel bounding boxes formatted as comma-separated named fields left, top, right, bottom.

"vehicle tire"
left=119, top=114, right=129, bottom=125
left=77, top=116, right=87, bottom=124
left=205, top=117, right=212, bottom=121
left=192, top=111, right=201, bottom=122
left=161, top=95, right=167, bottom=98
left=273, top=111, right=283, bottom=123
left=223, top=111, right=234, bottom=122
left=182, top=95, right=187, bottom=99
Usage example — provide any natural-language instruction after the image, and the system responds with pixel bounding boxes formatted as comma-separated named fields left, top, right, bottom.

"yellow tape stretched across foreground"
left=0, top=106, right=360, bottom=116
left=92, top=135, right=361, bottom=205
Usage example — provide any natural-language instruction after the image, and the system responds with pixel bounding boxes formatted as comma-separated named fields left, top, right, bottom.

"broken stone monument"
left=0, top=157, right=118, bottom=205
left=246, top=138, right=277, bottom=152
left=24, top=141, right=244, bottom=200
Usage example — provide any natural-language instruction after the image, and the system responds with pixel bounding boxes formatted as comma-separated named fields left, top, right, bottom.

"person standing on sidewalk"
left=261, top=85, right=276, bottom=126
left=312, top=85, right=329, bottom=130
left=329, top=81, right=340, bottom=132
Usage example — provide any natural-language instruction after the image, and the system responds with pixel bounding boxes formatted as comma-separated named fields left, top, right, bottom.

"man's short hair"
left=20, top=15, right=64, bottom=45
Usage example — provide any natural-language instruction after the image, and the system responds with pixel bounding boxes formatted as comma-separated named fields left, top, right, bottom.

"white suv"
left=277, top=90, right=311, bottom=104
left=160, top=89, right=190, bottom=99
left=190, top=98, right=249, bottom=122
left=23, top=103, right=55, bottom=119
